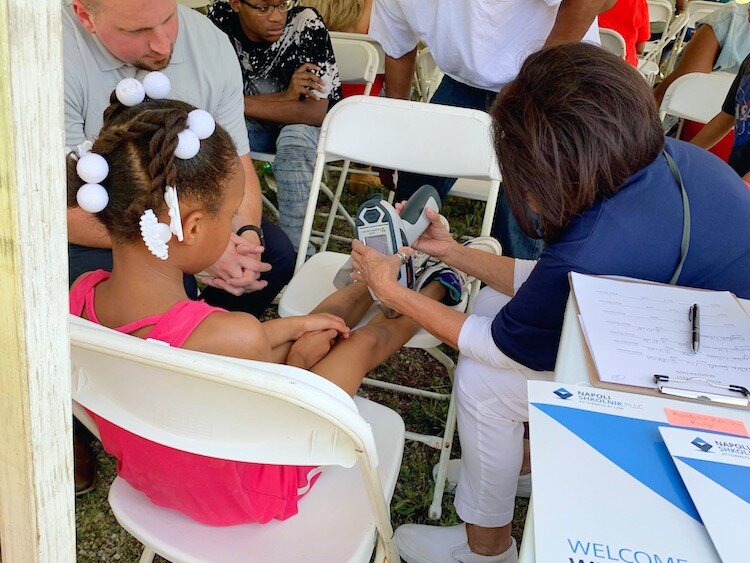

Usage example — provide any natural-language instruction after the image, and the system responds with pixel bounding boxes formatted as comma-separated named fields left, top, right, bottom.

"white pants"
left=453, top=285, right=554, bottom=527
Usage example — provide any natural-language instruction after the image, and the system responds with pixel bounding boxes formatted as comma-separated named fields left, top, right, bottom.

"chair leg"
left=262, top=193, right=280, bottom=218
left=429, top=388, right=457, bottom=520
left=423, top=346, right=458, bottom=520
left=139, top=547, right=156, bottom=563
left=377, top=535, right=400, bottom=563
left=425, top=346, right=455, bottom=375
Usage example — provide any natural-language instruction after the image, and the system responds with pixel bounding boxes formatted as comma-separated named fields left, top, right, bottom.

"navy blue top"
left=491, top=138, right=750, bottom=371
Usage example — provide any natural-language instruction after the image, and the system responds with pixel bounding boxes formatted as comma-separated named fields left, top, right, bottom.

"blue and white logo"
left=692, top=437, right=713, bottom=453
left=554, top=387, right=573, bottom=400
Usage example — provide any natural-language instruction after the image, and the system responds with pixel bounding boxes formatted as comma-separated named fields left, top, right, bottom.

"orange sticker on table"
left=664, top=408, right=749, bottom=437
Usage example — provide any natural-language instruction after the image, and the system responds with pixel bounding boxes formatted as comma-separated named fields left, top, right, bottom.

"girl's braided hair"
left=67, top=92, right=237, bottom=242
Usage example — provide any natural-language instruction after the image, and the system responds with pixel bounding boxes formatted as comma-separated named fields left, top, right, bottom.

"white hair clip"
left=164, top=185, right=184, bottom=242
left=75, top=151, right=110, bottom=213
left=139, top=187, right=183, bottom=260
left=139, top=209, right=173, bottom=260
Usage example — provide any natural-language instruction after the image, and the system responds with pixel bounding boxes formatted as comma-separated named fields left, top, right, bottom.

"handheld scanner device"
left=355, top=184, right=441, bottom=288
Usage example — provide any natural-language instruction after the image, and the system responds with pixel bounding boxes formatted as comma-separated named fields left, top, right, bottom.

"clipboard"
left=566, top=273, right=750, bottom=410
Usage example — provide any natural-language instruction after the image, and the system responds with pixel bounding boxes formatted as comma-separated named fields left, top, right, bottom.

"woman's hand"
left=295, top=313, right=350, bottom=340
left=287, top=329, right=339, bottom=370
left=350, top=240, right=408, bottom=302
left=395, top=203, right=457, bottom=261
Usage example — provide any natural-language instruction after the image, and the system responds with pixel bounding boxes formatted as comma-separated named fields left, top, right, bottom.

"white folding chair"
left=254, top=38, right=379, bottom=248
left=647, top=0, right=674, bottom=30
left=415, top=48, right=445, bottom=103
left=639, top=12, right=690, bottom=84
left=686, top=0, right=726, bottom=28
left=599, top=28, right=627, bottom=59
left=329, top=31, right=386, bottom=75
left=659, top=70, right=736, bottom=136
left=643, top=0, right=676, bottom=63
left=70, top=315, right=404, bottom=563
left=663, top=11, right=692, bottom=75
left=280, top=96, right=501, bottom=519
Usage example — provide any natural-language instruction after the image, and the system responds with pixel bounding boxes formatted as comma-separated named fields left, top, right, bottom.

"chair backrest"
left=659, top=70, right=736, bottom=123
left=648, top=0, right=674, bottom=25
left=69, top=315, right=376, bottom=468
left=599, top=28, right=627, bottom=59
left=330, top=37, right=379, bottom=95
left=641, top=11, right=690, bottom=67
left=329, top=31, right=386, bottom=74
left=686, top=0, right=726, bottom=28
left=295, top=96, right=502, bottom=269
left=318, top=96, right=500, bottom=179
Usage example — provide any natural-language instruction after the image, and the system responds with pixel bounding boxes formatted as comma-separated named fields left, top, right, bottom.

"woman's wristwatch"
left=236, top=224, right=265, bottom=246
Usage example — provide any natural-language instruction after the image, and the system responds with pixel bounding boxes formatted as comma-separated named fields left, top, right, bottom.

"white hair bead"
left=143, top=71, right=171, bottom=99
left=174, top=129, right=200, bottom=159
left=153, top=221, right=173, bottom=243
left=116, top=77, right=146, bottom=106
left=187, top=109, right=216, bottom=140
left=76, top=152, right=109, bottom=184
left=76, top=183, right=109, bottom=213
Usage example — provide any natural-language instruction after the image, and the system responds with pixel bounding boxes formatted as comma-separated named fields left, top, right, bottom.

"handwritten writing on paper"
left=664, top=408, right=749, bottom=436
left=571, top=274, right=750, bottom=396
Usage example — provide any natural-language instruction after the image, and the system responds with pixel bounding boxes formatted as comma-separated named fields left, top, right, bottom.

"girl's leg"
left=309, top=281, right=445, bottom=395
left=310, top=280, right=374, bottom=328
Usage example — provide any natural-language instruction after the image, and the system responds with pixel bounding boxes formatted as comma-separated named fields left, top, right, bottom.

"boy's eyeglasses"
left=238, top=0, right=298, bottom=16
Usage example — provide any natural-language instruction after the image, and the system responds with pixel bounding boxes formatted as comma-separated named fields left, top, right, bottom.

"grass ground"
left=75, top=169, right=529, bottom=561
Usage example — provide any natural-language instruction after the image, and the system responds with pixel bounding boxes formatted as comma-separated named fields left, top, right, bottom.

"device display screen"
left=364, top=234, right=391, bottom=255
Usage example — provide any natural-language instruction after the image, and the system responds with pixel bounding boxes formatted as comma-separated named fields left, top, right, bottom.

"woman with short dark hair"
left=351, top=42, right=750, bottom=563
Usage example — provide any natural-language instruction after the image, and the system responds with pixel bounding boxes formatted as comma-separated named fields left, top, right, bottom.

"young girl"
left=68, top=77, right=460, bottom=526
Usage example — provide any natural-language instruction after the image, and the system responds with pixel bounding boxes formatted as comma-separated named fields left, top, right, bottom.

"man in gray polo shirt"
left=64, top=0, right=295, bottom=492
left=65, top=0, right=294, bottom=312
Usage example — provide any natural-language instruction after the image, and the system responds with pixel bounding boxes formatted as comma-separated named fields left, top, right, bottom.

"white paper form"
left=570, top=273, right=750, bottom=395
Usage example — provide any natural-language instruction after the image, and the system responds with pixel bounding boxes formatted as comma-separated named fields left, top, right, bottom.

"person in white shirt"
left=369, top=0, right=612, bottom=262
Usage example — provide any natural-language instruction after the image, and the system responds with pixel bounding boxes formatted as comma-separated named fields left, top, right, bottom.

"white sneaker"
left=461, top=236, right=503, bottom=284
left=395, top=523, right=518, bottom=563
left=463, top=236, right=502, bottom=256
left=433, top=459, right=532, bottom=498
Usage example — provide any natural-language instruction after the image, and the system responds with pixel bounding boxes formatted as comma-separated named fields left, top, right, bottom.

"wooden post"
left=0, top=0, right=76, bottom=560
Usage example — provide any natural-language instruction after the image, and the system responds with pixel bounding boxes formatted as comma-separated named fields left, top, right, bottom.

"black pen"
left=689, top=303, right=700, bottom=353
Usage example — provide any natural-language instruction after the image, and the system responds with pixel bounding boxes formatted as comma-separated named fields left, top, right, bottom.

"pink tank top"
left=70, top=270, right=320, bottom=526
